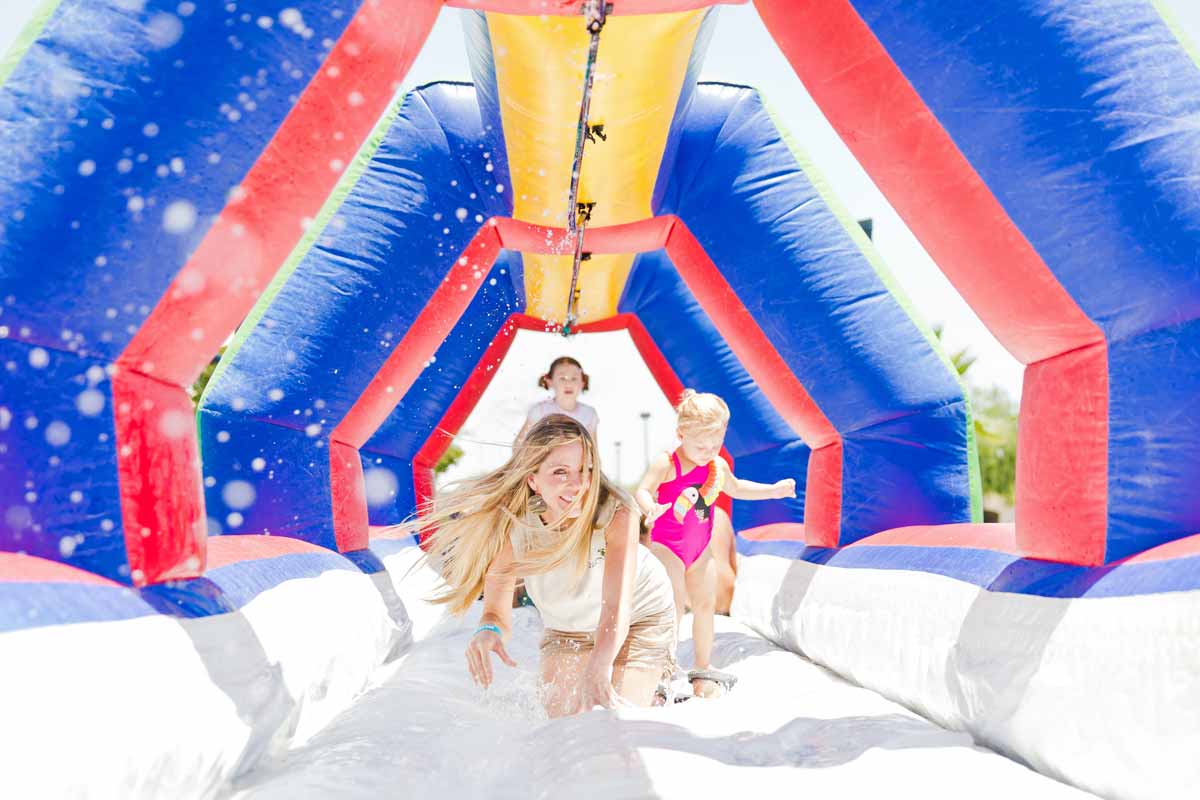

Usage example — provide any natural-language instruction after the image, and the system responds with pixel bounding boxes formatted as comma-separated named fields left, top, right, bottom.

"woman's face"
left=548, top=363, right=584, bottom=403
left=528, top=441, right=591, bottom=523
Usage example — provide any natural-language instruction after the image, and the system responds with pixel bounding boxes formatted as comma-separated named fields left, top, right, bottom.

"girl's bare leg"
left=647, top=542, right=688, bottom=629
left=540, top=649, right=586, bottom=718
left=710, top=507, right=737, bottom=615
left=611, top=664, right=661, bottom=707
left=684, top=549, right=722, bottom=698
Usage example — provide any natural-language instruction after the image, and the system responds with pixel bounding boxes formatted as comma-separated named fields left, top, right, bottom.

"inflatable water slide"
left=0, top=1, right=1197, bottom=797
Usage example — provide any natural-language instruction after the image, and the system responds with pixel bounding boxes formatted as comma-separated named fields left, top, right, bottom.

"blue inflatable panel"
left=656, top=83, right=966, bottom=431
left=198, top=416, right=332, bottom=542
left=362, top=252, right=522, bottom=457
left=199, top=83, right=514, bottom=544
left=0, top=340, right=125, bottom=575
left=0, top=0, right=363, bottom=362
left=360, top=452, right=418, bottom=527
left=847, top=0, right=1200, bottom=344
left=652, top=83, right=975, bottom=540
left=1105, top=318, right=1200, bottom=558
left=0, top=581, right=156, bottom=633
left=841, top=403, right=976, bottom=534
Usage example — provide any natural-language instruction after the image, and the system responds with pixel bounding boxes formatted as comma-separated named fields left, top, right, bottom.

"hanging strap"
left=562, top=0, right=609, bottom=336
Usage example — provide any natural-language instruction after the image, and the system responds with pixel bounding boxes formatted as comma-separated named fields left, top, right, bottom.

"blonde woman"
left=406, top=414, right=676, bottom=717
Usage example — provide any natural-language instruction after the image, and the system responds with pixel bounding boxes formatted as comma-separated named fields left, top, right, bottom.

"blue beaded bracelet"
left=475, top=623, right=502, bottom=637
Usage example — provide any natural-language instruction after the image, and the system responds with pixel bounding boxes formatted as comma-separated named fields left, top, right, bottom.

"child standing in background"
left=635, top=389, right=795, bottom=699
left=512, top=356, right=599, bottom=609
left=516, top=356, right=599, bottom=443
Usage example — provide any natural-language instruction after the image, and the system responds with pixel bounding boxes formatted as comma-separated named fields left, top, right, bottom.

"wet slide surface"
left=231, top=556, right=1096, bottom=800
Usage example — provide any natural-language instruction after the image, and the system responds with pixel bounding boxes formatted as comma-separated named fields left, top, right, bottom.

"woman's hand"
left=568, top=656, right=625, bottom=714
left=465, top=629, right=516, bottom=688
left=774, top=478, right=796, bottom=499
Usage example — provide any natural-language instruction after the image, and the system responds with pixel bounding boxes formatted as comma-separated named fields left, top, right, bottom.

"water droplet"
left=147, top=13, right=184, bottom=49
left=76, top=389, right=105, bottom=416
left=222, top=480, right=256, bottom=510
left=158, top=409, right=191, bottom=438
left=45, top=421, right=71, bottom=447
left=364, top=468, right=398, bottom=507
left=163, top=200, right=197, bottom=234
left=4, top=506, right=32, bottom=530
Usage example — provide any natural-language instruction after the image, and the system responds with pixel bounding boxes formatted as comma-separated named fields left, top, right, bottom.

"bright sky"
left=3, top=1, right=1199, bottom=481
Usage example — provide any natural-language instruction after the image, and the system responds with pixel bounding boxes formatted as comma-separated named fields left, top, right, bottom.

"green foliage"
left=189, top=346, right=225, bottom=407
left=971, top=385, right=1018, bottom=504
left=435, top=444, right=464, bottom=474
left=932, top=323, right=977, bottom=376
left=932, top=324, right=1016, bottom=504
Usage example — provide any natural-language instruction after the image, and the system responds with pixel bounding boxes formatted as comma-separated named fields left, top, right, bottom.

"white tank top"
left=516, top=500, right=674, bottom=633
left=526, top=398, right=598, bottom=439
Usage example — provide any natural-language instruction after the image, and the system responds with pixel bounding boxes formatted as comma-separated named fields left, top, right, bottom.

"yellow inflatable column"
left=486, top=10, right=707, bottom=324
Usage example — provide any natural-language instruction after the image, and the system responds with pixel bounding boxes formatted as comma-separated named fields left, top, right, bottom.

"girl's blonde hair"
left=397, top=414, right=628, bottom=614
left=675, top=389, right=730, bottom=432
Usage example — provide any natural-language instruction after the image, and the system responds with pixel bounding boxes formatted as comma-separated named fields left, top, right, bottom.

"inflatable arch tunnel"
left=1, top=1, right=1198, bottom=797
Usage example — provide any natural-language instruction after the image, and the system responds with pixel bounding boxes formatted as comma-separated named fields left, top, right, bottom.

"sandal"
left=687, top=668, right=738, bottom=696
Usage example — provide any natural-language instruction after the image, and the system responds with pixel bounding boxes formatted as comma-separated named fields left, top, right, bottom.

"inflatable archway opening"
left=3, top=1, right=1200, bottom=798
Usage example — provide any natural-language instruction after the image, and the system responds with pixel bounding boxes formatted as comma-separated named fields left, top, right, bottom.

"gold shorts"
left=541, top=605, right=677, bottom=680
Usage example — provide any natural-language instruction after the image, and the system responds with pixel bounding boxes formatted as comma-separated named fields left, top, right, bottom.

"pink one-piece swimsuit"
left=650, top=452, right=718, bottom=569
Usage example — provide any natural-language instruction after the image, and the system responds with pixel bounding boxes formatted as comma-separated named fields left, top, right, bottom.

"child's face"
left=678, top=424, right=726, bottom=466
left=548, top=364, right=584, bottom=402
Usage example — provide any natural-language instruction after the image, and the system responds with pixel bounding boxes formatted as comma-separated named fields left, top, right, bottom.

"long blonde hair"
left=398, top=414, right=629, bottom=615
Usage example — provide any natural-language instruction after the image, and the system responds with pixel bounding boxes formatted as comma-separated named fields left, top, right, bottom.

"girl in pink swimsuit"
left=635, top=390, right=796, bottom=698
left=652, top=451, right=725, bottom=569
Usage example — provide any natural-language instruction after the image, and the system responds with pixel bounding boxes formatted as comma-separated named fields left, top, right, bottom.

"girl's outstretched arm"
left=575, top=506, right=640, bottom=710
left=466, top=539, right=518, bottom=688
left=634, top=451, right=672, bottom=526
left=721, top=458, right=796, bottom=501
